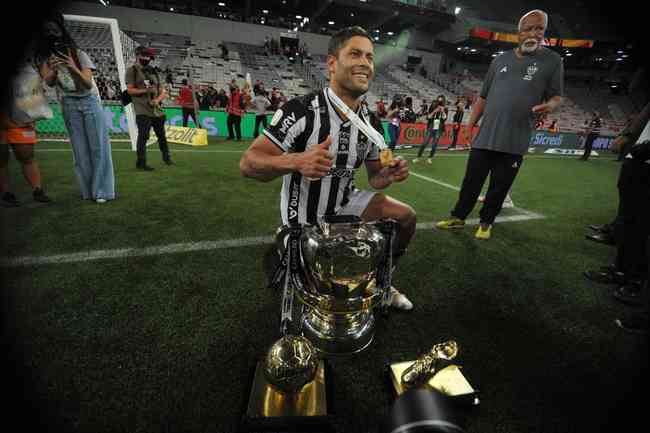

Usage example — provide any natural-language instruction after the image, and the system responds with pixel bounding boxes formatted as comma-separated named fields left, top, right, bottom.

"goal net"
left=37, top=14, right=138, bottom=149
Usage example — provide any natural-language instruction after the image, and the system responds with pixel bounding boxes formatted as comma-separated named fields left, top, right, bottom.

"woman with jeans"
left=38, top=13, right=115, bottom=203
left=387, top=99, right=404, bottom=150
left=414, top=95, right=448, bottom=163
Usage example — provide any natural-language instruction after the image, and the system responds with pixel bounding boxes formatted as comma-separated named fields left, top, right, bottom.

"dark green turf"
left=1, top=140, right=646, bottom=432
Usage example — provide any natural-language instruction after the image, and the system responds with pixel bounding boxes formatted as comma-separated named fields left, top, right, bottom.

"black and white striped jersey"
left=263, top=88, right=382, bottom=225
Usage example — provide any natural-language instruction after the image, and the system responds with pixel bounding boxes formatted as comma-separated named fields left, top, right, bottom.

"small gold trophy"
left=388, top=340, right=479, bottom=406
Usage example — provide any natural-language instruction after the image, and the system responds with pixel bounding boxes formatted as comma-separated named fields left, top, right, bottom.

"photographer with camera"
left=125, top=46, right=173, bottom=171
left=38, top=13, right=114, bottom=203
left=413, top=95, right=448, bottom=163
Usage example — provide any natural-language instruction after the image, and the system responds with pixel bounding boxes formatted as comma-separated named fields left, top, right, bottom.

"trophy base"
left=387, top=362, right=480, bottom=406
left=240, top=360, right=334, bottom=432
left=302, top=309, right=376, bottom=356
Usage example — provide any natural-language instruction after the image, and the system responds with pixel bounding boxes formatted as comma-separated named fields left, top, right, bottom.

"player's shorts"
left=336, top=188, right=376, bottom=219
left=0, top=126, right=38, bottom=145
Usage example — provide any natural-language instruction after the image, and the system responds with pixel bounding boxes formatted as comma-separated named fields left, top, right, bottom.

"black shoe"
left=615, top=312, right=648, bottom=335
left=32, top=188, right=52, bottom=203
left=585, top=233, right=615, bottom=246
left=588, top=224, right=612, bottom=234
left=584, top=269, right=625, bottom=285
left=612, top=282, right=644, bottom=306
left=1, top=192, right=20, bottom=207
left=598, top=264, right=620, bottom=275
left=163, top=159, right=174, bottom=166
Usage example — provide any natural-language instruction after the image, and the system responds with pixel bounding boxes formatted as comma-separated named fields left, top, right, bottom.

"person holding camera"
left=125, top=46, right=173, bottom=171
left=386, top=97, right=404, bottom=150
left=413, top=95, right=448, bottom=163
left=38, top=13, right=114, bottom=203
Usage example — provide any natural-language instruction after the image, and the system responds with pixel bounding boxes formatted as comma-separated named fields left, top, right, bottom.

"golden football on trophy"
left=263, top=335, right=319, bottom=394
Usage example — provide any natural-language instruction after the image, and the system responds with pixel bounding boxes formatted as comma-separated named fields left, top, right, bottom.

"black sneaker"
left=33, top=188, right=52, bottom=203
left=612, top=282, right=644, bottom=306
left=615, top=312, right=648, bottom=335
left=137, top=165, right=155, bottom=171
left=585, top=233, right=616, bottom=246
left=163, top=159, right=174, bottom=166
left=1, top=191, right=20, bottom=207
left=584, top=269, right=625, bottom=285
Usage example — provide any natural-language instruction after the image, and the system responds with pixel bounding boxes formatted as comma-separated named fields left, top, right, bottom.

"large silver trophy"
left=243, top=217, right=396, bottom=429
left=297, top=216, right=395, bottom=355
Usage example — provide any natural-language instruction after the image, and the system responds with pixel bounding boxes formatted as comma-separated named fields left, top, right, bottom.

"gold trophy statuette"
left=400, top=340, right=459, bottom=387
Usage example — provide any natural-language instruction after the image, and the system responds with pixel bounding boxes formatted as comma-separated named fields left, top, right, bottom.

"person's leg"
left=227, top=114, right=235, bottom=140
left=254, top=115, right=262, bottom=138
left=235, top=115, right=242, bottom=140
left=182, top=108, right=190, bottom=127
left=190, top=109, right=200, bottom=128
left=360, top=192, right=417, bottom=310
left=83, top=95, right=115, bottom=200
left=135, top=115, right=152, bottom=167
left=449, top=125, right=459, bottom=149
left=428, top=130, right=442, bottom=158
left=12, top=144, right=50, bottom=202
left=261, top=113, right=268, bottom=133
left=61, top=98, right=93, bottom=199
left=361, top=193, right=417, bottom=258
left=618, top=159, right=650, bottom=283
left=151, top=116, right=171, bottom=163
left=388, top=124, right=398, bottom=150
left=581, top=134, right=595, bottom=160
left=479, top=152, right=523, bottom=225
left=450, top=148, right=492, bottom=220
left=416, top=129, right=433, bottom=158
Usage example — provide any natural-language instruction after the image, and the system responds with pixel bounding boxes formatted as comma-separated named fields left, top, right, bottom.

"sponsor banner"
left=147, top=125, right=208, bottom=146
left=36, top=104, right=279, bottom=139
left=398, top=123, right=427, bottom=145
left=544, top=148, right=599, bottom=156
left=529, top=131, right=614, bottom=150
left=395, top=123, right=479, bottom=146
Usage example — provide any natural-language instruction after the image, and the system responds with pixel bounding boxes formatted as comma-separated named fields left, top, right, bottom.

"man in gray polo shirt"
left=437, top=9, right=563, bottom=240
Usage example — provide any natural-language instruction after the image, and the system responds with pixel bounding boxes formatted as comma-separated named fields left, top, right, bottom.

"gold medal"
left=380, top=149, right=394, bottom=167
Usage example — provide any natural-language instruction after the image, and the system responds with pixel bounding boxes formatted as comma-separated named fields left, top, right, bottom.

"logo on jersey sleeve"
left=270, top=109, right=284, bottom=126
left=279, top=112, right=298, bottom=134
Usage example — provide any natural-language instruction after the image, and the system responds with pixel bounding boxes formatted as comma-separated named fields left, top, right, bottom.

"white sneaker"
left=95, top=198, right=107, bottom=204
left=389, top=287, right=413, bottom=310
left=427, top=158, right=432, bottom=164
left=412, top=158, right=419, bottom=163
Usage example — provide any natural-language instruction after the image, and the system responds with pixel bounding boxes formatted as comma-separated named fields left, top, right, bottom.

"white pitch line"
left=2, top=170, right=546, bottom=268
left=409, top=171, right=460, bottom=191
left=2, top=212, right=546, bottom=267
left=1, top=236, right=274, bottom=267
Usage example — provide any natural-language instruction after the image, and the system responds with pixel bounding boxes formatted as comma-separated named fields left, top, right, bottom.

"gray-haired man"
left=436, top=10, right=563, bottom=240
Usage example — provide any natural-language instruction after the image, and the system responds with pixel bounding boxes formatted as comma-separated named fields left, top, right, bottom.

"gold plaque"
left=388, top=362, right=478, bottom=403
